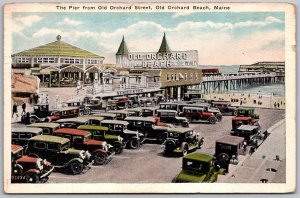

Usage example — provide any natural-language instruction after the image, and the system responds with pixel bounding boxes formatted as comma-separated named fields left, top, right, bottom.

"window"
left=93, top=130, right=103, bottom=137
left=166, top=74, right=170, bottom=81
left=87, top=59, right=98, bottom=64
left=19, top=133, right=32, bottom=139
left=42, top=128, right=51, bottom=135
left=37, top=57, right=55, bottom=63
left=34, top=142, right=46, bottom=149
left=48, top=143, right=59, bottom=150
left=65, top=58, right=80, bottom=64
left=17, top=57, right=30, bottom=63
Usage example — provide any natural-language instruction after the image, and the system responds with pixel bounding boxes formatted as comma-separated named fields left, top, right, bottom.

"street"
left=36, top=108, right=285, bottom=183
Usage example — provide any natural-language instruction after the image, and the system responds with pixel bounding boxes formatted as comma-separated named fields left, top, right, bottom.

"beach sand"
left=203, top=92, right=285, bottom=109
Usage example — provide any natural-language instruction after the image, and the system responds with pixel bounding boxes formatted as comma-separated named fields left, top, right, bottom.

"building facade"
left=12, top=35, right=105, bottom=87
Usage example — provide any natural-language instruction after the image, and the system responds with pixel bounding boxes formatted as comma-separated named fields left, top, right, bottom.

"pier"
left=189, top=73, right=285, bottom=93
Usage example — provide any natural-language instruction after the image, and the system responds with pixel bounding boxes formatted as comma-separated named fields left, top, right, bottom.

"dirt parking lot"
left=44, top=108, right=285, bottom=183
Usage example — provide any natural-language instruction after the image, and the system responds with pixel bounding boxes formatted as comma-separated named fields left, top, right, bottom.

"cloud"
left=57, top=18, right=83, bottom=26
left=172, top=12, right=194, bottom=18
left=12, top=15, right=43, bottom=36
left=15, top=15, right=285, bottom=65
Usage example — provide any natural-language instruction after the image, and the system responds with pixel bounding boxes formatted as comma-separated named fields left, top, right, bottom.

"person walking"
left=12, top=102, right=18, bottom=118
left=21, top=102, right=26, bottom=116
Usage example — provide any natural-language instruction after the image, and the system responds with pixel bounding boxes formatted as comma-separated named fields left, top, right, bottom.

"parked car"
left=211, top=101, right=237, bottom=116
left=66, top=99, right=91, bottom=115
left=127, top=95, right=141, bottom=107
left=237, top=107, right=259, bottom=119
left=113, top=96, right=130, bottom=109
left=156, top=109, right=189, bottom=127
left=52, top=128, right=114, bottom=165
left=101, top=120, right=144, bottom=149
left=79, top=116, right=105, bottom=126
left=91, top=113, right=117, bottom=120
left=55, top=117, right=90, bottom=128
left=21, top=104, right=80, bottom=124
left=27, top=123, right=60, bottom=135
left=78, top=125, right=124, bottom=154
left=83, top=98, right=109, bottom=112
left=232, top=125, right=262, bottom=145
left=172, top=153, right=225, bottom=183
left=25, top=135, right=93, bottom=175
left=182, top=93, right=203, bottom=101
left=139, top=97, right=154, bottom=107
left=179, top=103, right=222, bottom=122
left=141, top=107, right=158, bottom=117
left=124, top=116, right=169, bottom=143
left=214, top=135, right=245, bottom=172
left=107, top=110, right=130, bottom=120
left=149, top=116, right=169, bottom=127
left=153, top=94, right=166, bottom=104
left=12, top=127, right=43, bottom=146
left=180, top=107, right=217, bottom=124
left=231, top=116, right=260, bottom=131
left=124, top=108, right=142, bottom=117
left=159, top=102, right=180, bottom=111
left=11, top=144, right=54, bottom=183
left=163, top=128, right=204, bottom=156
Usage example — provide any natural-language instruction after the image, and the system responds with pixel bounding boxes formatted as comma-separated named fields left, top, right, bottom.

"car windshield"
left=84, top=134, right=92, bottom=141
left=168, top=132, right=179, bottom=138
left=61, top=142, right=70, bottom=151
left=183, top=159, right=207, bottom=173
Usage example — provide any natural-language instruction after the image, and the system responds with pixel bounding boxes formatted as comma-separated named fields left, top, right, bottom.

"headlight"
left=36, top=159, right=43, bottom=170
left=79, top=150, right=86, bottom=159
left=86, top=151, right=91, bottom=159
left=118, top=136, right=123, bottom=142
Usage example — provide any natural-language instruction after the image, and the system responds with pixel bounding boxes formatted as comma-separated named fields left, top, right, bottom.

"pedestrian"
left=21, top=102, right=26, bottom=116
left=274, top=102, right=277, bottom=108
left=277, top=103, right=280, bottom=108
left=243, top=141, right=247, bottom=152
left=240, top=100, right=242, bottom=105
left=249, top=146, right=255, bottom=155
left=12, top=102, right=18, bottom=118
left=46, top=94, right=49, bottom=104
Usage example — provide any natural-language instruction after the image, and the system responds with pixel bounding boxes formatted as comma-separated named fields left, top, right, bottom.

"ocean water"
left=198, top=65, right=285, bottom=96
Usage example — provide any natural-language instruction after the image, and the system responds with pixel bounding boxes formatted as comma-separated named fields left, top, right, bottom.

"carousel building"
left=11, top=35, right=105, bottom=87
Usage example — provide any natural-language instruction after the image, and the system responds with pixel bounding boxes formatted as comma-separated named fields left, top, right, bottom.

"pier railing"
left=203, top=73, right=280, bottom=82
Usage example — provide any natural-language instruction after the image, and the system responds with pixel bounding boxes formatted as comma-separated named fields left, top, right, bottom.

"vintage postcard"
left=3, top=2, right=296, bottom=193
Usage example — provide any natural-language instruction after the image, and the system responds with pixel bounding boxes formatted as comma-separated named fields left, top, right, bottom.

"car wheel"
left=24, top=173, right=39, bottom=183
left=69, top=161, right=84, bottom=175
left=182, top=122, right=189, bottom=127
left=12, top=164, right=23, bottom=176
left=93, top=152, right=106, bottom=165
left=129, top=139, right=140, bottom=149
left=29, top=117, right=36, bottom=124
left=114, top=144, right=123, bottom=154
left=158, top=133, right=168, bottom=144
left=182, top=146, right=188, bottom=156
left=209, top=117, right=217, bottom=124
left=216, top=114, right=222, bottom=122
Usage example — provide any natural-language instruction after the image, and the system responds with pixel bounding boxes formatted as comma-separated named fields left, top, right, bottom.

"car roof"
left=183, top=153, right=213, bottom=163
left=79, top=116, right=104, bottom=121
left=55, top=117, right=89, bottom=123
left=53, top=128, right=90, bottom=136
left=232, top=116, right=252, bottom=121
left=108, top=110, right=129, bottom=114
left=141, top=107, right=159, bottom=110
left=160, top=102, right=179, bottom=105
left=212, top=101, right=231, bottom=104
left=157, top=109, right=177, bottom=113
left=78, top=125, right=108, bottom=131
left=27, top=122, right=60, bottom=129
left=238, top=107, right=255, bottom=110
left=125, top=116, right=155, bottom=122
left=186, top=103, right=210, bottom=107
left=11, top=144, right=23, bottom=153
left=167, top=127, right=192, bottom=133
left=216, top=135, right=244, bottom=145
left=91, top=113, right=116, bottom=117
left=12, top=127, right=43, bottom=134
left=50, top=106, right=79, bottom=111
left=101, top=120, right=129, bottom=125
left=29, top=135, right=70, bottom=144
left=66, top=99, right=82, bottom=103
left=182, top=106, right=204, bottom=110
left=237, top=125, right=259, bottom=131
left=124, top=108, right=141, bottom=112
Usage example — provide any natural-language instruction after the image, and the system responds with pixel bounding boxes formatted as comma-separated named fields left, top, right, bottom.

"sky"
left=11, top=12, right=285, bottom=65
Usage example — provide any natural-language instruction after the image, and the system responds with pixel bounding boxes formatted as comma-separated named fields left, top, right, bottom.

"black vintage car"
left=101, top=120, right=144, bottom=149
left=211, top=101, right=237, bottom=116
left=25, top=135, right=94, bottom=175
left=214, top=135, right=245, bottom=171
left=163, top=128, right=204, bottom=156
left=156, top=109, right=189, bottom=127
left=124, top=116, right=169, bottom=143
left=12, top=127, right=43, bottom=146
